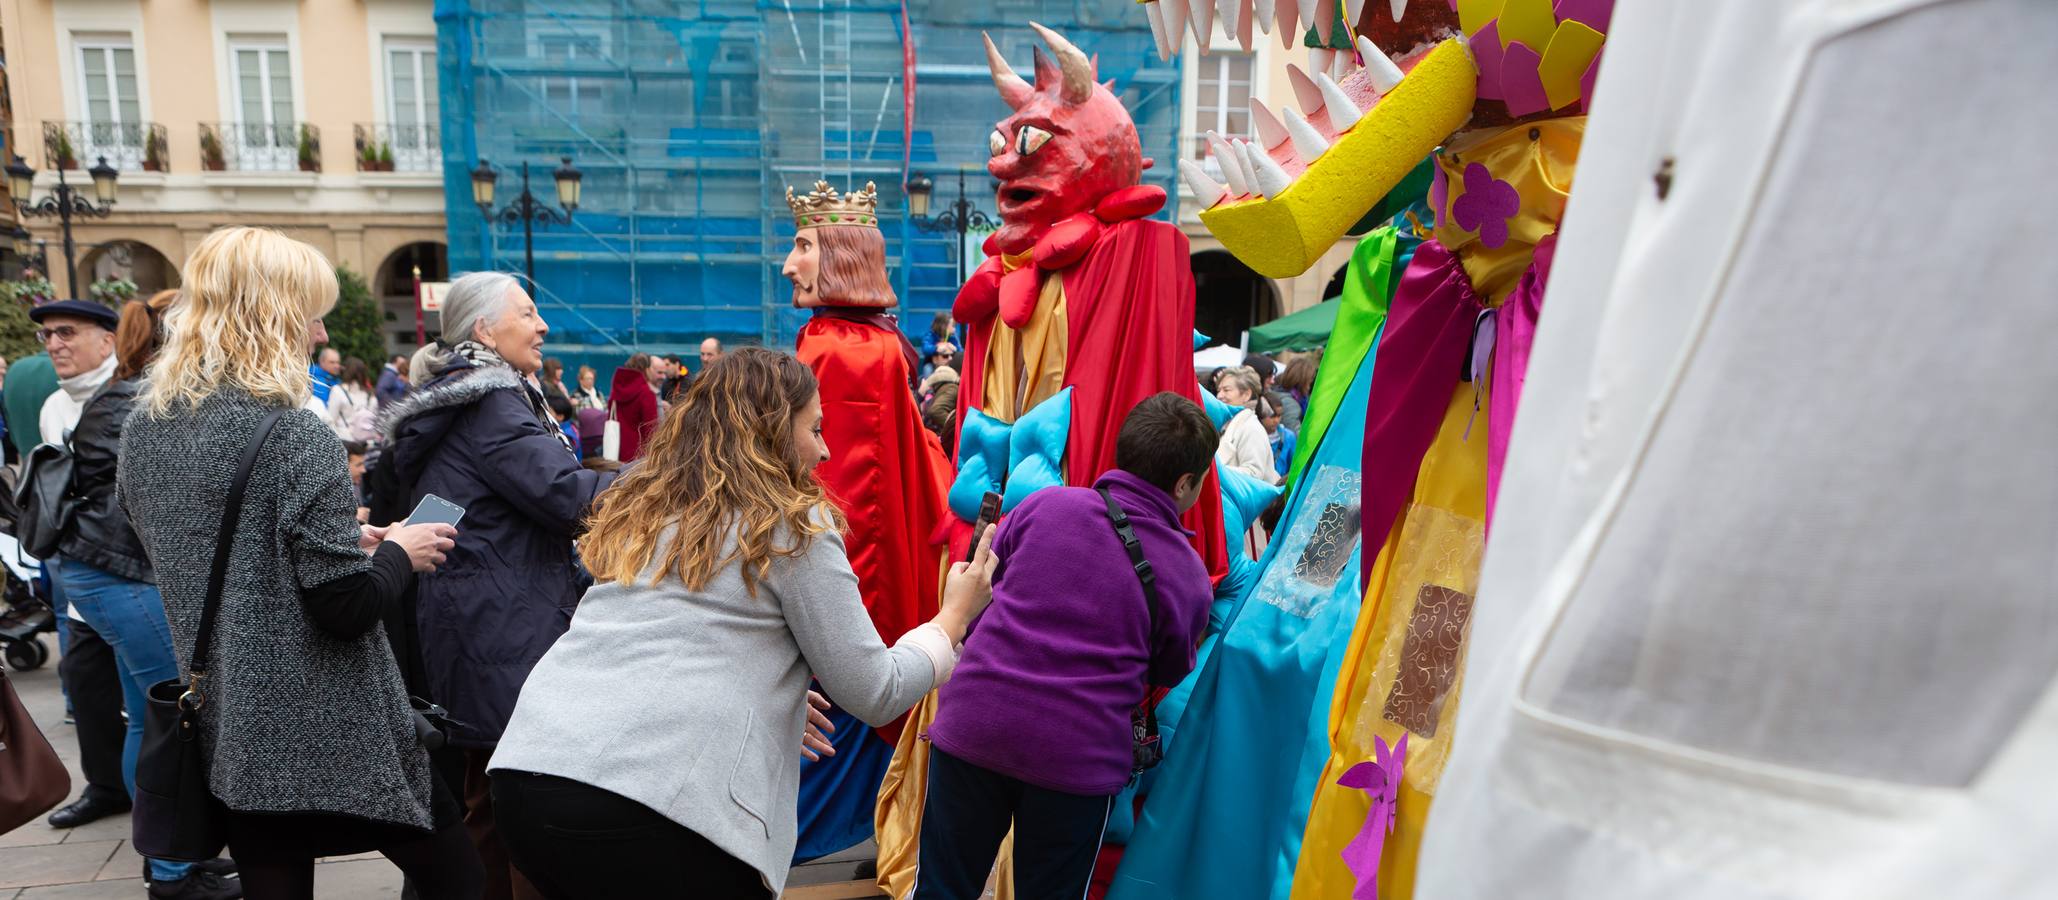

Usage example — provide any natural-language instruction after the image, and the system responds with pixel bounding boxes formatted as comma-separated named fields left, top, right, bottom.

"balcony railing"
left=354, top=122, right=441, bottom=173
left=199, top=122, right=321, bottom=173
left=44, top=121, right=169, bottom=172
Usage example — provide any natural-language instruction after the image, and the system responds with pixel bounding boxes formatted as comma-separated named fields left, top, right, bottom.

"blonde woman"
left=117, top=228, right=476, bottom=900
left=1213, top=365, right=1278, bottom=484
left=488, top=348, right=998, bottom=899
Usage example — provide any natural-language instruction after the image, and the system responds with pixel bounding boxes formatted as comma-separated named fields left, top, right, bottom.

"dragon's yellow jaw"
left=1192, top=38, right=1475, bottom=279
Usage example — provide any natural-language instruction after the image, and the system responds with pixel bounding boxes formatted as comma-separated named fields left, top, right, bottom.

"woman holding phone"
left=488, top=347, right=997, bottom=899
left=118, top=227, right=474, bottom=898
left=370, top=271, right=617, bottom=898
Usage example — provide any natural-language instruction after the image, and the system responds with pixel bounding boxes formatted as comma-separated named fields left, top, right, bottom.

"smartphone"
left=404, top=493, right=466, bottom=529
left=966, top=491, right=1002, bottom=561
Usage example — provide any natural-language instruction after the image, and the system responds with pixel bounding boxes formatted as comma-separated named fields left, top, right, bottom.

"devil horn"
left=983, top=32, right=1033, bottom=110
left=1028, top=22, right=1095, bottom=104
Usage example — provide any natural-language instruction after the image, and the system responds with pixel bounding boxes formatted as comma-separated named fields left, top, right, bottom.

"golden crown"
left=786, top=180, right=881, bottom=229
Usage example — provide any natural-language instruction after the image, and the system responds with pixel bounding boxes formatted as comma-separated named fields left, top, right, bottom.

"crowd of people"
left=0, top=224, right=1259, bottom=900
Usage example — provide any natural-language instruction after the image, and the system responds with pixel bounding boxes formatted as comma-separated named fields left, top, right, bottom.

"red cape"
left=953, top=215, right=1229, bottom=582
left=796, top=313, right=953, bottom=743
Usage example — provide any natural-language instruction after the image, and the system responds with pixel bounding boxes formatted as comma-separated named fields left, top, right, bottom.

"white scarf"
left=58, top=352, right=118, bottom=404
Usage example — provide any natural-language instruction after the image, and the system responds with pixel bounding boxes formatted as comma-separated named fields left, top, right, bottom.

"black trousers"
left=913, top=749, right=1115, bottom=900
left=57, top=617, right=128, bottom=802
left=492, top=771, right=768, bottom=900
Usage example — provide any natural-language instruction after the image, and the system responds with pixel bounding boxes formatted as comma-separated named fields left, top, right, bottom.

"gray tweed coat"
left=118, top=391, right=432, bottom=832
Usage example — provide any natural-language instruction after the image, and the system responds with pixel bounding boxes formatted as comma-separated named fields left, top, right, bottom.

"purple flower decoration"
left=1451, top=163, right=1521, bottom=249
left=1336, top=733, right=1407, bottom=900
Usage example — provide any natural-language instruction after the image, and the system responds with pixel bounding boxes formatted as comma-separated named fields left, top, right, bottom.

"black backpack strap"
left=1098, top=487, right=1160, bottom=624
left=184, top=408, right=288, bottom=702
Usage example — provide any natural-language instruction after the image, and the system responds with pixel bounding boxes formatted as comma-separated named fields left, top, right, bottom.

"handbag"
left=601, top=401, right=622, bottom=462
left=1098, top=487, right=1165, bottom=777
left=132, top=408, right=286, bottom=861
left=0, top=667, right=70, bottom=833
left=13, top=442, right=76, bottom=559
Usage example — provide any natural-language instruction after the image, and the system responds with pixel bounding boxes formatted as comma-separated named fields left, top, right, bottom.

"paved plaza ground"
left=1, top=644, right=884, bottom=898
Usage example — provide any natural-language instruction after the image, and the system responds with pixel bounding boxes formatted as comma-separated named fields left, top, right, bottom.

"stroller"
left=0, top=466, right=56, bottom=671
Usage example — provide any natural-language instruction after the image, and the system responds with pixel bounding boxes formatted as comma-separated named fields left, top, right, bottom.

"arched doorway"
left=374, top=242, right=448, bottom=351
left=81, top=240, right=179, bottom=296
left=1191, top=249, right=1281, bottom=348
left=1321, top=262, right=1350, bottom=301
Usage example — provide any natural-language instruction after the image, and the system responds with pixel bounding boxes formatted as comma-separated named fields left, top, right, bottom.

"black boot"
left=45, top=788, right=131, bottom=828
left=147, top=868, right=243, bottom=900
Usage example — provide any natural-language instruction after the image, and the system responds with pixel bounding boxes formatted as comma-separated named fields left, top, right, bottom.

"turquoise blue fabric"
left=1107, top=303, right=1389, bottom=900
left=1001, top=388, right=1072, bottom=513
left=1193, top=329, right=1210, bottom=350
left=949, top=390, right=1074, bottom=521
left=949, top=408, right=1011, bottom=523
left=1201, top=388, right=1238, bottom=429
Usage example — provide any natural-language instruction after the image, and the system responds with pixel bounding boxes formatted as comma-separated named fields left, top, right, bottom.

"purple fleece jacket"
left=927, top=470, right=1213, bottom=795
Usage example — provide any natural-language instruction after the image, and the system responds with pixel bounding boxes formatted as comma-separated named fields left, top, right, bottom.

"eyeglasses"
left=35, top=325, right=93, bottom=343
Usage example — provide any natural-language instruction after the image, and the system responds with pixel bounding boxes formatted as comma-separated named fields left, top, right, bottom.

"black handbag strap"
left=185, top=409, right=288, bottom=697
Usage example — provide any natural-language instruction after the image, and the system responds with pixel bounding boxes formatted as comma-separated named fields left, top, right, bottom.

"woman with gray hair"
left=367, top=270, right=618, bottom=899
left=1213, top=365, right=1277, bottom=484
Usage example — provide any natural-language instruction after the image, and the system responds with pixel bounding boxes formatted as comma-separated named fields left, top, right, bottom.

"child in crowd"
left=914, top=392, right=1220, bottom=899
left=343, top=439, right=371, bottom=522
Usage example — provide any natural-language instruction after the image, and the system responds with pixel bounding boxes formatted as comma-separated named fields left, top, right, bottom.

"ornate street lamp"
left=473, top=157, right=580, bottom=289
left=9, top=155, right=118, bottom=299
left=907, top=168, right=995, bottom=285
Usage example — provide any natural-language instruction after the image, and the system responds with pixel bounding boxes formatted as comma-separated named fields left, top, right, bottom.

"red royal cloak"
left=796, top=312, right=954, bottom=743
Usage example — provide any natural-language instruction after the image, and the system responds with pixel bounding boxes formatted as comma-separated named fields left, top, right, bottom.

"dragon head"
left=982, top=24, right=1149, bottom=256
left=1143, top=0, right=1612, bottom=277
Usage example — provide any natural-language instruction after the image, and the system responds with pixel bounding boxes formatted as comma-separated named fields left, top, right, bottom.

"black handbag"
left=1098, top=488, right=1165, bottom=778
left=133, top=409, right=286, bottom=861
left=13, top=442, right=75, bottom=560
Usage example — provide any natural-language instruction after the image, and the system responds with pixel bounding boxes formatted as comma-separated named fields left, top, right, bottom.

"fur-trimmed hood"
left=373, top=360, right=526, bottom=495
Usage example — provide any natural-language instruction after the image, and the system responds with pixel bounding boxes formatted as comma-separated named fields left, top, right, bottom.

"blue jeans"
left=51, top=557, right=196, bottom=884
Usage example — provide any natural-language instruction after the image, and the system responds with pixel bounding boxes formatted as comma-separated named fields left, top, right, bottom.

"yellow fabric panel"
left=1433, top=118, right=1583, bottom=304
left=874, top=690, right=938, bottom=900
left=1292, top=383, right=1490, bottom=900
left=979, top=272, right=1069, bottom=424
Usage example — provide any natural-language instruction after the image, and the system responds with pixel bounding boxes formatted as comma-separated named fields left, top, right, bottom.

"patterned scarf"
left=443, top=340, right=577, bottom=457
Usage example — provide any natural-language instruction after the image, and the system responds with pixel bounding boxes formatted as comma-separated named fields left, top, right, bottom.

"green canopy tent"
left=1246, top=296, right=1341, bottom=354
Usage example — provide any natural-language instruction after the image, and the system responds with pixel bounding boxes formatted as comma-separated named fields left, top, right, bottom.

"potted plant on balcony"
left=297, top=124, right=320, bottom=172
left=377, top=142, right=395, bottom=172
left=200, top=128, right=227, bottom=171
left=49, top=130, right=78, bottom=169
left=143, top=130, right=168, bottom=172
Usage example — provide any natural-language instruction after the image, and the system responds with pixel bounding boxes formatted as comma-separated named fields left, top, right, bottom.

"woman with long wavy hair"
left=488, top=347, right=996, bottom=899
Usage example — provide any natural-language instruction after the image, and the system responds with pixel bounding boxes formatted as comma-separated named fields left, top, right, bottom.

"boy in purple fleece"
left=916, top=393, right=1219, bottom=899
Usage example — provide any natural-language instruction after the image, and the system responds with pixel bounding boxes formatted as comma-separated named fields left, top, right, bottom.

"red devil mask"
left=983, top=24, right=1147, bottom=256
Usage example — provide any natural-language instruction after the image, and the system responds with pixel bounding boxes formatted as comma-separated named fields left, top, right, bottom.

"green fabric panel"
left=4, top=353, right=58, bottom=459
left=1285, top=227, right=1397, bottom=487
left=1248, top=297, right=1341, bottom=354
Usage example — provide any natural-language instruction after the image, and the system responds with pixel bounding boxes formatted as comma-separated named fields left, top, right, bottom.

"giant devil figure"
left=871, top=23, right=1231, bottom=899
left=782, top=179, right=955, bottom=863
left=1113, top=1, right=1611, bottom=899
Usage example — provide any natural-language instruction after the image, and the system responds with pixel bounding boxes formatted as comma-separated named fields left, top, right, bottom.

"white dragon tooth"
left=1286, top=63, right=1326, bottom=114
left=1356, top=35, right=1407, bottom=94
left=1206, top=131, right=1250, bottom=195
left=1310, top=47, right=1333, bottom=77
left=1255, top=0, right=1277, bottom=35
left=1163, top=0, right=1189, bottom=53
left=1179, top=159, right=1229, bottom=206
left=1244, top=141, right=1294, bottom=199
left=1282, top=107, right=1331, bottom=162
left=1330, top=46, right=1354, bottom=80
left=1229, top=139, right=1262, bottom=194
left=1236, top=0, right=1254, bottom=51
left=1346, top=0, right=1367, bottom=25
left=1314, top=70, right=1362, bottom=130
left=1188, top=0, right=1214, bottom=52
left=1391, top=0, right=1408, bottom=22
left=1297, top=0, right=1319, bottom=35
left=1145, top=2, right=1172, bottom=61
left=1217, top=0, right=1239, bottom=40
left=1249, top=98, right=1290, bottom=149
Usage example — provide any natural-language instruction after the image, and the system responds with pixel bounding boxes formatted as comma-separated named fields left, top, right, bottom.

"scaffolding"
left=434, top=0, right=1182, bottom=372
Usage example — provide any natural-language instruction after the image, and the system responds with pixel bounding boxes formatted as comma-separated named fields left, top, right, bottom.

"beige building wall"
left=3, top=0, right=444, bottom=314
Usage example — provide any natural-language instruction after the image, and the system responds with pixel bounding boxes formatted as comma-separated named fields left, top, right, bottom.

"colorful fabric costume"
left=873, top=24, right=1229, bottom=898
left=782, top=180, right=954, bottom=863
left=1123, top=1, right=1610, bottom=897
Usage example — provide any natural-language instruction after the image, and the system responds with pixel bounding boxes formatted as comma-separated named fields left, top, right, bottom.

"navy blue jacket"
left=374, top=358, right=616, bottom=747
